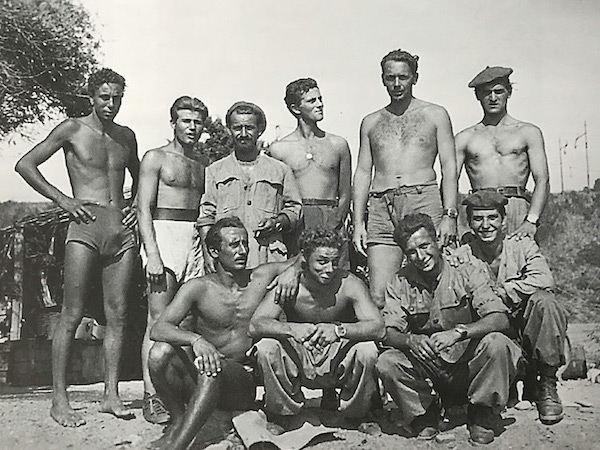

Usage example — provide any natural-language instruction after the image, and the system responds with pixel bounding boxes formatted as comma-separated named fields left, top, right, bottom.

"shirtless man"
left=148, top=217, right=294, bottom=450
left=15, top=68, right=139, bottom=427
left=269, top=78, right=351, bottom=258
left=250, top=227, right=384, bottom=425
left=137, top=96, right=208, bottom=424
left=456, top=66, right=550, bottom=238
left=353, top=49, right=458, bottom=308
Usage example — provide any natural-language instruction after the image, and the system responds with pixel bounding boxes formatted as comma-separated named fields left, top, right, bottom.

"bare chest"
left=69, top=130, right=130, bottom=171
left=278, top=143, right=339, bottom=175
left=467, top=128, right=529, bottom=161
left=160, top=156, right=205, bottom=190
left=287, top=290, right=352, bottom=323
left=370, top=111, right=436, bottom=154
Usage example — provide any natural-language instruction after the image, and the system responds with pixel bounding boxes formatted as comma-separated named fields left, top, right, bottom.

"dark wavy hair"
left=393, top=213, right=436, bottom=250
left=299, top=227, right=344, bottom=258
left=284, top=78, right=318, bottom=112
left=380, top=49, right=419, bottom=76
left=205, top=216, right=246, bottom=251
left=169, top=96, right=209, bottom=123
left=87, top=68, right=126, bottom=97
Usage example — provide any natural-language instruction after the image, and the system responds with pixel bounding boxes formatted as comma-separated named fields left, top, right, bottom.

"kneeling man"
left=148, top=217, right=292, bottom=450
left=454, top=191, right=567, bottom=424
left=376, top=214, right=521, bottom=445
left=250, top=227, right=384, bottom=424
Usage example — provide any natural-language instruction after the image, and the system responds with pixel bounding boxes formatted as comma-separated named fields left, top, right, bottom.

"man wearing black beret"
left=452, top=191, right=567, bottom=426
left=455, top=66, right=550, bottom=240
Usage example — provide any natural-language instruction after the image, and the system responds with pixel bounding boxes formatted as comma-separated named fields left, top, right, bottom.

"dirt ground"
left=1, top=324, right=600, bottom=450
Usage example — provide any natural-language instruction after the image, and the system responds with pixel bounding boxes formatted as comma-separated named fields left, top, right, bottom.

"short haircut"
left=299, top=227, right=344, bottom=258
left=205, top=217, right=246, bottom=252
left=475, top=78, right=513, bottom=97
left=380, top=49, right=419, bottom=76
left=466, top=204, right=506, bottom=222
left=87, top=68, right=126, bottom=97
left=225, top=101, right=266, bottom=134
left=169, top=96, right=209, bottom=123
left=284, top=78, right=318, bottom=112
left=393, top=213, right=436, bottom=250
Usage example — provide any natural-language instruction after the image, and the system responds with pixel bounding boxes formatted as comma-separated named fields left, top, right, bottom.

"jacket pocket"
left=215, top=176, right=242, bottom=215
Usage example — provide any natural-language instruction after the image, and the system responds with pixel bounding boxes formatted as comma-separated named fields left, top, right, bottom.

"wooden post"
left=10, top=227, right=24, bottom=341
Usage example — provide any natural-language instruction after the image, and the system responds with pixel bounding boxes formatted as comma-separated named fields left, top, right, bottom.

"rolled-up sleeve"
left=279, top=165, right=302, bottom=228
left=197, top=166, right=217, bottom=228
left=382, top=276, right=409, bottom=333
left=502, top=238, right=554, bottom=306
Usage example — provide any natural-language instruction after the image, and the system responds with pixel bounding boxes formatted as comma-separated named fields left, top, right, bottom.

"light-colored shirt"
left=382, top=261, right=507, bottom=363
left=198, top=153, right=302, bottom=268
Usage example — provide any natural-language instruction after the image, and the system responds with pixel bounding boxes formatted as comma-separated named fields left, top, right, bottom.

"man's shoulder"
left=324, top=132, right=350, bottom=150
left=361, top=109, right=386, bottom=128
left=413, top=100, right=450, bottom=122
left=456, top=123, right=480, bottom=140
left=207, top=153, right=235, bottom=170
left=259, top=153, right=292, bottom=172
left=504, top=235, right=540, bottom=257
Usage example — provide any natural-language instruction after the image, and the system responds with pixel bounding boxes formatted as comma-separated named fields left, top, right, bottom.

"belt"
left=303, top=198, right=339, bottom=206
left=153, top=207, right=199, bottom=222
left=472, top=186, right=530, bottom=199
left=369, top=182, right=437, bottom=198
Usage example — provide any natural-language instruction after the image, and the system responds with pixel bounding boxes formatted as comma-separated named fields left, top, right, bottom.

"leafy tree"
left=194, top=117, right=233, bottom=164
left=0, top=0, right=100, bottom=138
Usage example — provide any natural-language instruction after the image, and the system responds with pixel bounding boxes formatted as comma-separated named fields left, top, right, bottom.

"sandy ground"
left=1, top=324, right=599, bottom=450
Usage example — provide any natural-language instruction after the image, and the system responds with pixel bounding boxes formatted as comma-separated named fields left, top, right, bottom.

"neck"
left=386, top=95, right=413, bottom=115
left=419, top=260, right=442, bottom=291
left=172, top=138, right=197, bottom=158
left=297, top=119, right=324, bottom=139
left=481, top=110, right=508, bottom=126
left=300, top=271, right=335, bottom=295
left=476, top=235, right=504, bottom=262
left=90, top=111, right=112, bottom=133
left=215, top=264, right=248, bottom=288
left=234, top=147, right=259, bottom=162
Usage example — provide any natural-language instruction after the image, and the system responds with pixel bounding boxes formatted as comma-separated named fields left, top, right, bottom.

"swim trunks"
left=140, top=208, right=204, bottom=283
left=366, top=182, right=443, bottom=246
left=65, top=204, right=136, bottom=259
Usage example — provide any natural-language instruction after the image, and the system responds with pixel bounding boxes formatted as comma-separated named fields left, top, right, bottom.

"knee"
left=369, top=286, right=386, bottom=309
left=353, top=342, right=379, bottom=366
left=530, top=290, right=561, bottom=315
left=478, top=332, right=512, bottom=357
left=59, top=307, right=85, bottom=327
left=148, top=342, right=174, bottom=372
left=376, top=350, right=399, bottom=379
left=254, top=338, right=283, bottom=362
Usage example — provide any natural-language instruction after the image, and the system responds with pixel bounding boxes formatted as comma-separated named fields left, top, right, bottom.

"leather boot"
left=537, top=374, right=563, bottom=425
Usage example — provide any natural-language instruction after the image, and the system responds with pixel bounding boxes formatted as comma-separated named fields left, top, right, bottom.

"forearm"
left=150, top=320, right=203, bottom=346
left=249, top=318, right=294, bottom=340
left=461, top=313, right=509, bottom=339
left=138, top=208, right=160, bottom=257
left=528, top=177, right=549, bottom=219
left=344, top=319, right=385, bottom=341
left=441, top=169, right=458, bottom=210
left=15, top=162, right=69, bottom=205
left=352, top=169, right=371, bottom=225
left=381, top=327, right=412, bottom=351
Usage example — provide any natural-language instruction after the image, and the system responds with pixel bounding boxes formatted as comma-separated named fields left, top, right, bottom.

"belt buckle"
left=496, top=187, right=505, bottom=195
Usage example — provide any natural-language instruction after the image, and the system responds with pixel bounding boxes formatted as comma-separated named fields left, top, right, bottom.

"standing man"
left=353, top=49, right=458, bottom=308
left=197, top=101, right=302, bottom=270
left=456, top=66, right=550, bottom=237
left=15, top=68, right=139, bottom=427
left=269, top=78, right=351, bottom=258
left=148, top=217, right=295, bottom=450
left=250, top=228, right=384, bottom=426
left=452, top=191, right=567, bottom=425
left=137, top=96, right=208, bottom=424
left=376, top=214, right=521, bottom=445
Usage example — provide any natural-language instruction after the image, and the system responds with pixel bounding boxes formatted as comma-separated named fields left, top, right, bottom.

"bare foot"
left=50, top=402, right=86, bottom=427
left=100, top=397, right=135, bottom=420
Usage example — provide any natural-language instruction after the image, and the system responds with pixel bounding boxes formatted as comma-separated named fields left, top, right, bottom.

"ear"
left=208, top=245, right=219, bottom=260
left=171, top=121, right=176, bottom=131
left=289, top=102, right=301, bottom=116
left=412, top=73, right=419, bottom=84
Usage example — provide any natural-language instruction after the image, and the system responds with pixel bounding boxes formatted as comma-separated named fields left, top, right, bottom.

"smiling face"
left=476, top=81, right=510, bottom=115
left=293, top=87, right=324, bottom=122
left=304, top=246, right=340, bottom=285
left=172, top=109, right=204, bottom=147
left=381, top=60, right=417, bottom=102
left=91, top=82, right=123, bottom=122
left=404, top=227, right=441, bottom=274
left=469, top=208, right=505, bottom=244
left=212, top=227, right=249, bottom=271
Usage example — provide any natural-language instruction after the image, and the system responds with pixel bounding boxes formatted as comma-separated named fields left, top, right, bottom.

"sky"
left=1, top=0, right=599, bottom=201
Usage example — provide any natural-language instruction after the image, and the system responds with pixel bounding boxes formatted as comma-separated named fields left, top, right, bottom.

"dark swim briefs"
left=65, top=204, right=136, bottom=259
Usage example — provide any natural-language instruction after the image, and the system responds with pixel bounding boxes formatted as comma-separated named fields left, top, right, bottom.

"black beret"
left=468, top=66, right=513, bottom=88
left=462, top=191, right=509, bottom=209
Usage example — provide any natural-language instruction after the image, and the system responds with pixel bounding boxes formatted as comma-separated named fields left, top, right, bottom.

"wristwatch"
left=443, top=208, right=459, bottom=219
left=334, top=324, right=347, bottom=340
left=525, top=214, right=540, bottom=226
left=453, top=324, right=469, bottom=340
